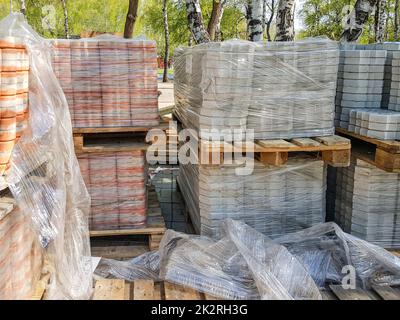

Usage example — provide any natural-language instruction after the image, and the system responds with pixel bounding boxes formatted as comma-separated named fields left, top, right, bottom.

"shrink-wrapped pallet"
left=78, top=150, right=148, bottom=230
left=174, top=39, right=338, bottom=140
left=178, top=156, right=327, bottom=238
left=50, top=36, right=159, bottom=129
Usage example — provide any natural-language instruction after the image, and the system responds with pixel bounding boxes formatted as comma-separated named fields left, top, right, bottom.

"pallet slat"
left=329, top=285, right=374, bottom=300
left=133, top=280, right=155, bottom=300
left=93, top=279, right=126, bottom=300
left=372, top=285, right=400, bottom=300
left=164, top=282, right=202, bottom=300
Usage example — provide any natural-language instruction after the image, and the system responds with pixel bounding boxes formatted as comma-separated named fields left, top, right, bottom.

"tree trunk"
left=395, top=0, right=400, bottom=40
left=248, top=0, right=264, bottom=41
left=163, top=0, right=169, bottom=83
left=185, top=0, right=210, bottom=44
left=208, top=1, right=224, bottom=41
left=375, top=0, right=386, bottom=42
left=341, top=0, right=378, bottom=42
left=215, top=5, right=225, bottom=41
left=20, top=0, right=26, bottom=15
left=124, top=0, right=139, bottom=39
left=275, top=0, right=296, bottom=41
left=265, top=0, right=276, bottom=41
left=60, top=0, right=70, bottom=39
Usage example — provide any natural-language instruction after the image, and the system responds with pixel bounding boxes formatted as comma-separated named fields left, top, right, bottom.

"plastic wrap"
left=0, top=13, right=92, bottom=299
left=178, top=156, right=327, bottom=238
left=49, top=36, right=159, bottom=128
left=389, top=51, right=400, bottom=112
left=174, top=38, right=338, bottom=140
left=77, top=150, right=147, bottom=230
left=94, top=219, right=400, bottom=299
left=0, top=198, right=43, bottom=299
left=329, top=156, right=400, bottom=249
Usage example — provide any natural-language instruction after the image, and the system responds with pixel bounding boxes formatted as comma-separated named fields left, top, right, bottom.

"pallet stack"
left=52, top=37, right=166, bottom=248
left=174, top=39, right=350, bottom=238
left=332, top=44, right=400, bottom=248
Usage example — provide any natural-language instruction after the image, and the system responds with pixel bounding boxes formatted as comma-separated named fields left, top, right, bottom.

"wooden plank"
left=77, top=140, right=149, bottom=154
left=154, top=282, right=162, bottom=300
left=124, top=282, right=131, bottom=300
left=164, top=282, right=202, bottom=300
left=258, top=152, right=288, bottom=166
left=336, top=127, right=400, bottom=153
left=30, top=273, right=51, bottom=300
left=257, top=139, right=297, bottom=149
left=320, top=290, right=338, bottom=300
left=375, top=148, right=400, bottom=172
left=315, top=135, right=350, bottom=146
left=329, top=285, right=373, bottom=300
left=322, top=149, right=351, bottom=167
left=291, top=138, right=322, bottom=147
left=90, top=226, right=166, bottom=237
left=91, top=245, right=149, bottom=260
left=204, top=293, right=222, bottom=300
left=93, top=279, right=126, bottom=300
left=133, top=280, right=155, bottom=300
left=73, top=123, right=168, bottom=134
left=372, top=285, right=400, bottom=300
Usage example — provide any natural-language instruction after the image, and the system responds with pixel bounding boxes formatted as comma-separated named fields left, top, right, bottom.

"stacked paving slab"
left=336, top=48, right=386, bottom=129
left=50, top=37, right=159, bottom=128
left=178, top=157, right=327, bottom=239
left=330, top=157, right=400, bottom=248
left=77, top=151, right=147, bottom=231
left=175, top=39, right=338, bottom=140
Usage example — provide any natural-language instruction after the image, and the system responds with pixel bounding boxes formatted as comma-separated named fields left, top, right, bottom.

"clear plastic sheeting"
left=178, top=156, right=327, bottom=239
left=94, top=219, right=400, bottom=300
left=0, top=13, right=92, bottom=299
left=174, top=38, right=338, bottom=140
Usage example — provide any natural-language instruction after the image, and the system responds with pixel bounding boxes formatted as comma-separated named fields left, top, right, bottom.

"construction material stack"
left=174, top=39, right=346, bottom=238
left=51, top=36, right=165, bottom=244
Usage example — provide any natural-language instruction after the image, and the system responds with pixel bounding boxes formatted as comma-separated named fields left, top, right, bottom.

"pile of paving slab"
left=331, top=43, right=400, bottom=248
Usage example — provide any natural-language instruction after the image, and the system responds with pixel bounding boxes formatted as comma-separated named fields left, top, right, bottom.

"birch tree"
left=375, top=0, right=386, bottom=42
left=247, top=0, right=264, bottom=41
left=124, top=0, right=139, bottom=38
left=276, top=0, right=296, bottom=41
left=208, top=0, right=226, bottom=41
left=185, top=0, right=210, bottom=44
left=20, top=0, right=26, bottom=15
left=395, top=0, right=400, bottom=40
left=163, top=0, right=169, bottom=83
left=265, top=0, right=276, bottom=41
left=341, top=0, right=378, bottom=42
left=60, top=0, right=70, bottom=39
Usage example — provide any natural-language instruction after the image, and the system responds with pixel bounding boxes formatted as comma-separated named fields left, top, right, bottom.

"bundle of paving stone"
left=348, top=108, right=400, bottom=140
left=77, top=151, right=148, bottom=231
left=174, top=39, right=338, bottom=140
left=0, top=37, right=29, bottom=176
left=388, top=51, right=400, bottom=112
left=250, top=39, right=338, bottom=139
left=177, top=157, right=327, bottom=239
left=330, top=156, right=400, bottom=248
left=0, top=199, right=43, bottom=299
left=50, top=37, right=159, bottom=128
left=174, top=41, right=255, bottom=139
left=335, top=48, right=386, bottom=129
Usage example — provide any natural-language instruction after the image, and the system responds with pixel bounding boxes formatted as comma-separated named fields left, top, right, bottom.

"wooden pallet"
left=92, top=279, right=220, bottom=300
left=336, top=127, right=400, bottom=173
left=91, top=279, right=400, bottom=300
left=198, top=136, right=351, bottom=167
left=90, top=189, right=166, bottom=251
left=73, top=122, right=169, bottom=153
